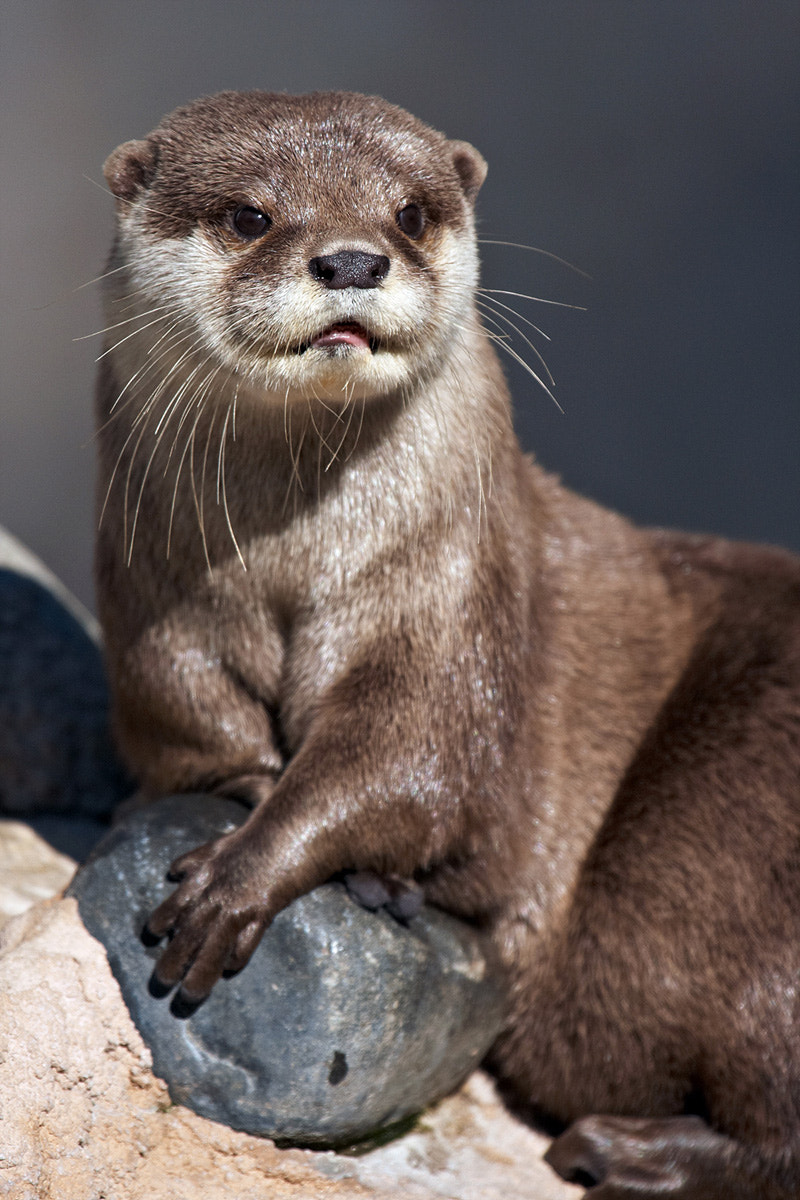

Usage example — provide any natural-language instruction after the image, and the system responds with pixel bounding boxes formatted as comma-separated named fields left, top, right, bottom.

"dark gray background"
left=2, top=0, right=798, bottom=611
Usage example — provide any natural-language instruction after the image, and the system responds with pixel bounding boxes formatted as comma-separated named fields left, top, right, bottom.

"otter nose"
left=308, top=250, right=390, bottom=290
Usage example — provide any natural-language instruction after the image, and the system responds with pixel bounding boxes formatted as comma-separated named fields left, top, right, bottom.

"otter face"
left=103, top=90, right=487, bottom=406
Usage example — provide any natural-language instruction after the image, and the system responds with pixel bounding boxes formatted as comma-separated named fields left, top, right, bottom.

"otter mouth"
left=296, top=322, right=380, bottom=355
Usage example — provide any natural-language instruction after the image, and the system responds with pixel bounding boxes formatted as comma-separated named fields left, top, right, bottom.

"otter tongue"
left=311, top=323, right=371, bottom=351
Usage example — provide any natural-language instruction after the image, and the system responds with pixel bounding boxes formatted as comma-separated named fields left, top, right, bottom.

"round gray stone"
left=68, top=794, right=506, bottom=1146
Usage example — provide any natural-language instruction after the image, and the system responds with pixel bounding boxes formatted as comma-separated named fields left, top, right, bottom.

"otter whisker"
left=217, top=399, right=247, bottom=571
left=94, top=318, right=189, bottom=427
left=477, top=291, right=551, bottom=343
left=461, top=312, right=563, bottom=413
left=198, top=405, right=220, bottom=568
left=187, top=411, right=212, bottom=573
left=96, top=310, right=185, bottom=361
left=123, top=351, right=219, bottom=562
left=158, top=355, right=222, bottom=447
left=305, top=391, right=339, bottom=462
left=75, top=260, right=133, bottom=292
left=165, top=412, right=197, bottom=560
left=477, top=239, right=591, bottom=280
left=344, top=395, right=367, bottom=464
left=282, top=411, right=308, bottom=517
left=475, top=300, right=556, bottom=388
left=74, top=303, right=173, bottom=342
left=159, top=361, right=218, bottom=469
left=326, top=380, right=358, bottom=470
left=115, top=331, right=187, bottom=408
left=161, top=356, right=223, bottom=558
left=121, top=412, right=158, bottom=563
left=106, top=318, right=190, bottom=414
left=82, top=172, right=184, bottom=226
left=478, top=287, right=586, bottom=311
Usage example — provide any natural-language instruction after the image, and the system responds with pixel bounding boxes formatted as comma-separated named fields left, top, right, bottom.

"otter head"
left=103, top=90, right=487, bottom=407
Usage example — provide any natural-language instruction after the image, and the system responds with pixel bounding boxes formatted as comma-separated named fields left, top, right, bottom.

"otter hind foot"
left=544, top=1113, right=793, bottom=1199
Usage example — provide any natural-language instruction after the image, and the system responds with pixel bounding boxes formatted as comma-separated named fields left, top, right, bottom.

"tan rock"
left=0, top=821, right=76, bottom=926
left=0, top=875, right=578, bottom=1199
left=0, top=900, right=376, bottom=1200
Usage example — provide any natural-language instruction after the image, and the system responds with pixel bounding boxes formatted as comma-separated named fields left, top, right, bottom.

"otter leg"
left=545, top=1114, right=796, bottom=1199
left=144, top=641, right=494, bottom=1003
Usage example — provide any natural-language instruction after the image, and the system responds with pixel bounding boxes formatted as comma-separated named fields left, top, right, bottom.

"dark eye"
left=232, top=206, right=271, bottom=239
left=396, top=203, right=425, bottom=239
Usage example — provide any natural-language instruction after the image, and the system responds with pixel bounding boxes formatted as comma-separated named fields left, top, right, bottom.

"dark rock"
left=68, top=794, right=506, bottom=1147
left=0, top=527, right=132, bottom=827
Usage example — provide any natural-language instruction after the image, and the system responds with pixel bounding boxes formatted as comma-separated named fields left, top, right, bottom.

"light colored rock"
left=0, top=821, right=76, bottom=926
left=336, top=1071, right=580, bottom=1200
left=0, top=900, right=380, bottom=1200
left=0, top=897, right=580, bottom=1200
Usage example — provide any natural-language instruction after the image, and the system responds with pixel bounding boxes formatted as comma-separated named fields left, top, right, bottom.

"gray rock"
left=68, top=794, right=506, bottom=1147
left=0, top=526, right=131, bottom=827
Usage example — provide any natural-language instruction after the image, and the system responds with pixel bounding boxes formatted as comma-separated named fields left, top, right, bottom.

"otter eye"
left=232, top=206, right=271, bottom=239
left=396, top=203, right=425, bottom=239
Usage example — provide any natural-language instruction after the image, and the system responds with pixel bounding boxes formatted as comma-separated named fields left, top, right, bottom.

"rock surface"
left=0, top=819, right=76, bottom=925
left=0, top=525, right=130, bottom=826
left=68, top=794, right=506, bottom=1146
left=0, top=897, right=579, bottom=1200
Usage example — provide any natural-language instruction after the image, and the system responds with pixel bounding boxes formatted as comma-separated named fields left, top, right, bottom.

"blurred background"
left=2, top=0, right=798, bottom=612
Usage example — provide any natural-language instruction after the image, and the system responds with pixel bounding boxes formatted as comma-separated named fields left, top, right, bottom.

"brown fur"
left=95, top=91, right=800, bottom=1197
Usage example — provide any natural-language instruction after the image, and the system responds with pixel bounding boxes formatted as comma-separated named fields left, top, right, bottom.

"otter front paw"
left=145, top=833, right=271, bottom=1005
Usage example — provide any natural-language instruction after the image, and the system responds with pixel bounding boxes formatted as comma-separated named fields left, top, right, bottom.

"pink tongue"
left=311, top=323, right=371, bottom=351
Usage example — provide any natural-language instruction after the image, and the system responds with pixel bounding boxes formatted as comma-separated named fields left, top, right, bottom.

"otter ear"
left=103, top=139, right=158, bottom=202
left=449, top=140, right=488, bottom=204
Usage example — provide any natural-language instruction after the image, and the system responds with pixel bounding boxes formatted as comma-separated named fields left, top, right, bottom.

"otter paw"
left=544, top=1114, right=721, bottom=1198
left=343, top=869, right=423, bottom=922
left=144, top=834, right=270, bottom=1004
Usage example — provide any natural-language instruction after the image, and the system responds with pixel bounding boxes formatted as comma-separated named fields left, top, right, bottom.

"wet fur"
left=95, top=91, right=800, bottom=1197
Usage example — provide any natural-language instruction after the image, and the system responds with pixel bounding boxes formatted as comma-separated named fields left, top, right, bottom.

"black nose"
left=308, top=250, right=390, bottom=290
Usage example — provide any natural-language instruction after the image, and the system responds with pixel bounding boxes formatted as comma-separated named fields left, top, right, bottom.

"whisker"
left=74, top=303, right=172, bottom=342
left=122, top=416, right=155, bottom=564
left=188, top=413, right=212, bottom=572
left=218, top=399, right=247, bottom=570
left=96, top=310, right=178, bottom=361
left=166, top=413, right=198, bottom=560
left=476, top=298, right=555, bottom=386
left=479, top=288, right=586, bottom=311
left=476, top=292, right=551, bottom=340
left=75, top=261, right=133, bottom=292
left=82, top=173, right=182, bottom=224
left=282, top=411, right=308, bottom=516
left=478, top=239, right=591, bottom=280
left=326, top=379, right=358, bottom=470
left=489, top=333, right=563, bottom=413
left=198, top=406, right=220, bottom=568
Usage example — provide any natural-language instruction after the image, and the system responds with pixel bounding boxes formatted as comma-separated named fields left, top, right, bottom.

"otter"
left=94, top=90, right=800, bottom=1197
